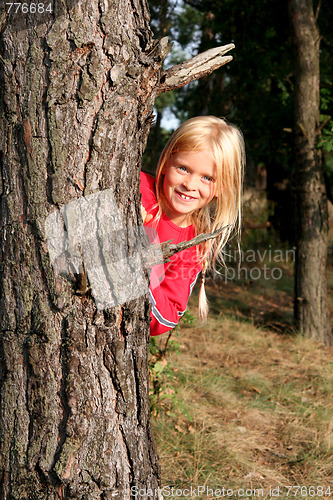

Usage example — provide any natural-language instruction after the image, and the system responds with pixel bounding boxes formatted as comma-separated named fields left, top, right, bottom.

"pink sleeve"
left=140, top=171, right=156, bottom=211
left=148, top=259, right=201, bottom=336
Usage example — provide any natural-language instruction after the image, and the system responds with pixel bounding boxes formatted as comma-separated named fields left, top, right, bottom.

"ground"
left=149, top=193, right=333, bottom=500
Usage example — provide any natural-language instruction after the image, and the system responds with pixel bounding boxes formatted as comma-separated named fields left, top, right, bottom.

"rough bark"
left=289, top=0, right=331, bottom=344
left=0, top=0, right=237, bottom=496
left=0, top=1, right=164, bottom=497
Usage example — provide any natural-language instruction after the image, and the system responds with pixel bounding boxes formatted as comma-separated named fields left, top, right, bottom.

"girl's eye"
left=178, top=166, right=188, bottom=173
left=203, top=175, right=213, bottom=182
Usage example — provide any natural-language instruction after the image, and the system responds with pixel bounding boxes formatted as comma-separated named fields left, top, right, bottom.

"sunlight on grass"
left=150, top=282, right=333, bottom=499
left=149, top=197, right=333, bottom=499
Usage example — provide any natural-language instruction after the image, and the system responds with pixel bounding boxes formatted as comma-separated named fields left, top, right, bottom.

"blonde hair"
left=154, top=116, right=245, bottom=322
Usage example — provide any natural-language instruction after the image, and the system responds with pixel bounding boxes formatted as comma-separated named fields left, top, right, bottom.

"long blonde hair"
left=154, top=116, right=245, bottom=321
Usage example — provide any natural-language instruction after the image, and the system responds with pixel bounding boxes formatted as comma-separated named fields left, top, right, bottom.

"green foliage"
left=318, top=87, right=333, bottom=152
left=170, top=0, right=294, bottom=178
left=147, top=0, right=333, bottom=239
left=318, top=81, right=333, bottom=201
left=318, top=122, right=333, bottom=152
left=148, top=310, right=195, bottom=418
left=174, top=3, right=202, bottom=50
left=148, top=0, right=174, bottom=39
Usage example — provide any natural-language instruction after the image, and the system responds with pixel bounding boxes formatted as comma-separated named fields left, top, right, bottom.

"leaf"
left=152, top=358, right=168, bottom=375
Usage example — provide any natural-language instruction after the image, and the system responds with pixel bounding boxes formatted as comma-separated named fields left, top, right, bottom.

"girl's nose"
left=183, top=176, right=196, bottom=190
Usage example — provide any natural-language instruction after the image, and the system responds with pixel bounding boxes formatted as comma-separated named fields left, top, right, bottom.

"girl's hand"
left=141, top=204, right=153, bottom=224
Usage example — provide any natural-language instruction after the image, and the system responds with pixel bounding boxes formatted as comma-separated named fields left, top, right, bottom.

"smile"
left=175, top=191, right=197, bottom=201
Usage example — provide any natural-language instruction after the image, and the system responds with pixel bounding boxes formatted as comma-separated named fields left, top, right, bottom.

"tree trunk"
left=289, top=0, right=331, bottom=345
left=0, top=0, right=235, bottom=494
left=0, top=1, right=164, bottom=497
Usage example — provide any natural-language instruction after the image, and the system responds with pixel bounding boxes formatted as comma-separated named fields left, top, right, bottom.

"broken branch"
left=157, top=44, right=235, bottom=95
left=142, top=224, right=229, bottom=269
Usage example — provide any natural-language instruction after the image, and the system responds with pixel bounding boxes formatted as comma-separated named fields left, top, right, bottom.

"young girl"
left=140, top=116, right=245, bottom=336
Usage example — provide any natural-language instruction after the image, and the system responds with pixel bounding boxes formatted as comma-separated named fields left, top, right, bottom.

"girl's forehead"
left=169, top=149, right=217, bottom=169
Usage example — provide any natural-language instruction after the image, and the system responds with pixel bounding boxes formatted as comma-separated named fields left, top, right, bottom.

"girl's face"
left=161, top=150, right=217, bottom=227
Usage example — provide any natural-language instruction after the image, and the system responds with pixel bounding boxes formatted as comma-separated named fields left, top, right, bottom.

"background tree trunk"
left=289, top=0, right=331, bottom=345
left=0, top=1, right=165, bottom=497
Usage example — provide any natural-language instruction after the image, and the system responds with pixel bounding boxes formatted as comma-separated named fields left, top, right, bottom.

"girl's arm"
left=148, top=260, right=201, bottom=336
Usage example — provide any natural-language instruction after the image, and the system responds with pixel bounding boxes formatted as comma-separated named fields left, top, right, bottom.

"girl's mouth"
left=175, top=190, right=197, bottom=202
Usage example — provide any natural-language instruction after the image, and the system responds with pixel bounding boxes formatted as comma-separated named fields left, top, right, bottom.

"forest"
left=145, top=0, right=333, bottom=341
left=146, top=0, right=333, bottom=497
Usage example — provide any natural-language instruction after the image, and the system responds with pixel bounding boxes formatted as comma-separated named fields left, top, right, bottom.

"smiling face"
left=161, top=150, right=217, bottom=227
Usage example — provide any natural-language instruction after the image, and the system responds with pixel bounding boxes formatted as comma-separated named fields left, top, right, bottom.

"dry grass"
left=150, top=255, right=333, bottom=499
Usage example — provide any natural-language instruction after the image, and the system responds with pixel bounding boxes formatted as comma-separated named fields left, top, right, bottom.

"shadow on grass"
left=202, top=260, right=296, bottom=336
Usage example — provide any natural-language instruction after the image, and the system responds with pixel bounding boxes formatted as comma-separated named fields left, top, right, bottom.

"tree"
left=0, top=1, right=233, bottom=496
left=289, top=0, right=331, bottom=345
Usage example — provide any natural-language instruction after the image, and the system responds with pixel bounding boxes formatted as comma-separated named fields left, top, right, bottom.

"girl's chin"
left=165, top=202, right=193, bottom=221
left=171, top=202, right=194, bottom=215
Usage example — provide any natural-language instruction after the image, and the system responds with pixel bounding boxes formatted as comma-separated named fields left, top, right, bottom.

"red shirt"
left=140, top=171, right=202, bottom=336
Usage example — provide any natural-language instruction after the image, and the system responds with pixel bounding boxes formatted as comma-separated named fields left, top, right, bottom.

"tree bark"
left=0, top=1, right=164, bottom=497
left=289, top=0, right=331, bottom=345
left=0, top=0, right=236, bottom=496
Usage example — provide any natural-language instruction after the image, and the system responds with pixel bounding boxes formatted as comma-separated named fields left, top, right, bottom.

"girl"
left=140, top=116, right=245, bottom=336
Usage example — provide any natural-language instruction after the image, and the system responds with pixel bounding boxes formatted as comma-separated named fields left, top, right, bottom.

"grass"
left=149, top=206, right=333, bottom=499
